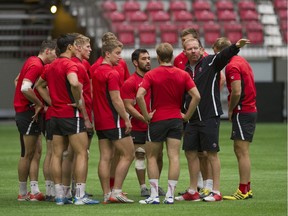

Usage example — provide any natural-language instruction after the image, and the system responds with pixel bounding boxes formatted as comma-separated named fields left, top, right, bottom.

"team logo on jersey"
left=231, top=75, right=234, bottom=80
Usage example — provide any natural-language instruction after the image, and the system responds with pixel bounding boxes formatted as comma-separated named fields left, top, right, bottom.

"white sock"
left=149, top=179, right=159, bottom=198
left=197, top=172, right=203, bottom=189
left=19, top=181, right=27, bottom=195
left=45, top=180, right=51, bottom=196
left=50, top=181, right=56, bottom=196
left=75, top=183, right=86, bottom=198
left=205, top=179, right=213, bottom=191
left=166, top=180, right=177, bottom=198
left=188, top=188, right=197, bottom=194
left=140, top=184, right=147, bottom=189
left=63, top=185, right=72, bottom=198
left=30, top=181, right=40, bottom=194
left=55, top=184, right=64, bottom=198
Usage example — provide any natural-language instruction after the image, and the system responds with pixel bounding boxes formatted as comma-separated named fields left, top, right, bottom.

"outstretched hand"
left=236, top=39, right=251, bottom=48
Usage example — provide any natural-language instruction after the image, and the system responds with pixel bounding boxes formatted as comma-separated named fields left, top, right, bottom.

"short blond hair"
left=102, top=32, right=117, bottom=43
left=156, top=43, right=173, bottom=63
left=102, top=39, right=123, bottom=56
left=212, top=37, right=231, bottom=52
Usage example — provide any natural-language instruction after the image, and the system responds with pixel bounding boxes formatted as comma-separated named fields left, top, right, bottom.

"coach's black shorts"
left=147, top=118, right=183, bottom=142
left=96, top=128, right=130, bottom=141
left=183, top=116, right=220, bottom=152
left=231, top=112, right=257, bottom=142
left=51, top=117, right=86, bottom=136
left=15, top=110, right=43, bottom=135
left=131, top=130, right=146, bottom=144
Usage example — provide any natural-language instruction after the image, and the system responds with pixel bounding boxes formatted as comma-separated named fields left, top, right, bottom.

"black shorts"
left=45, top=119, right=53, bottom=140
left=15, top=110, right=43, bottom=135
left=131, top=130, right=146, bottom=144
left=231, top=112, right=257, bottom=142
left=147, top=119, right=183, bottom=142
left=96, top=128, right=130, bottom=141
left=51, top=117, right=86, bottom=136
left=183, top=117, right=220, bottom=152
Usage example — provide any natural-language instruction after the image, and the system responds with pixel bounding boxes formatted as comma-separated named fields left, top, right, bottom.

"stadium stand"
left=145, top=0, right=165, bottom=17
left=138, top=22, right=157, bottom=46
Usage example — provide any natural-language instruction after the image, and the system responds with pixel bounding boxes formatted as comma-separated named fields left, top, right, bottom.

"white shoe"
left=163, top=196, right=174, bottom=204
left=139, top=196, right=160, bottom=204
left=74, top=196, right=100, bottom=205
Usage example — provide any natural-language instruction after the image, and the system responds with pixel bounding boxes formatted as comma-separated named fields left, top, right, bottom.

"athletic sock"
left=197, top=172, right=203, bottom=189
left=205, top=179, right=213, bottom=191
left=55, top=184, right=64, bottom=198
left=45, top=180, right=52, bottom=196
left=239, top=183, right=248, bottom=194
left=63, top=185, right=72, bottom=198
left=75, top=183, right=86, bottom=198
left=247, top=181, right=251, bottom=191
left=166, top=180, right=177, bottom=198
left=149, top=179, right=159, bottom=198
left=50, top=181, right=56, bottom=197
left=140, top=184, right=147, bottom=189
left=109, top=178, right=115, bottom=189
left=30, top=181, right=40, bottom=194
left=19, top=181, right=27, bottom=195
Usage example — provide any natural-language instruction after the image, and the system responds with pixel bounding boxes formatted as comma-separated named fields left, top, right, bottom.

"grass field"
left=0, top=121, right=286, bottom=216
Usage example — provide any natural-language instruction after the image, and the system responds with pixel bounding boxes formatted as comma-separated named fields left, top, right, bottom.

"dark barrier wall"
left=256, top=82, right=285, bottom=122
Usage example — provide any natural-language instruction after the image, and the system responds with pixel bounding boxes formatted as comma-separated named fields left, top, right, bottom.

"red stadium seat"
left=169, top=0, right=187, bottom=13
left=217, top=10, right=237, bottom=23
left=138, top=22, right=157, bottom=46
left=240, top=10, right=259, bottom=22
left=203, top=22, right=221, bottom=46
left=114, top=23, right=135, bottom=46
left=238, top=1, right=256, bottom=11
left=173, top=10, right=193, bottom=24
left=195, top=10, right=215, bottom=22
left=151, top=10, right=170, bottom=24
left=192, top=0, right=211, bottom=11
left=123, top=0, right=141, bottom=18
left=109, top=11, right=126, bottom=31
left=129, top=11, right=148, bottom=26
left=274, top=0, right=288, bottom=10
left=177, top=22, right=200, bottom=32
left=159, top=22, right=179, bottom=45
left=224, top=22, right=243, bottom=44
left=146, top=0, right=164, bottom=17
left=245, top=21, right=264, bottom=45
left=101, top=0, right=117, bottom=18
left=216, top=0, right=234, bottom=11
left=277, top=9, right=288, bottom=20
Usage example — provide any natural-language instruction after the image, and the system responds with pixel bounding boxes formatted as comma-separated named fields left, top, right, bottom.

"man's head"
left=102, top=32, right=117, bottom=43
left=131, top=48, right=151, bottom=73
left=38, top=39, right=58, bottom=64
left=183, top=38, right=204, bottom=63
left=180, top=28, right=200, bottom=47
left=212, top=37, right=231, bottom=53
left=73, top=34, right=92, bottom=60
left=102, top=39, right=123, bottom=66
left=156, top=43, right=173, bottom=64
left=57, top=34, right=76, bottom=55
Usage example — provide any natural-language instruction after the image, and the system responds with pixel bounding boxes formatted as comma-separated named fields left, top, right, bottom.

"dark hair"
left=131, top=48, right=149, bottom=62
left=57, top=34, right=76, bottom=54
left=39, top=39, right=57, bottom=53
left=180, top=28, right=200, bottom=39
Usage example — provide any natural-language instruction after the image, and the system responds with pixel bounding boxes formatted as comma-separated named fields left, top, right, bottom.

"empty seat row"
left=113, top=20, right=265, bottom=47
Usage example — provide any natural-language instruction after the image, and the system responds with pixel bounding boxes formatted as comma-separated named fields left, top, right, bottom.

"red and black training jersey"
left=140, top=66, right=196, bottom=123
left=14, top=56, right=44, bottom=113
left=121, top=72, right=151, bottom=131
left=225, top=55, right=257, bottom=113
left=92, top=63, right=125, bottom=130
